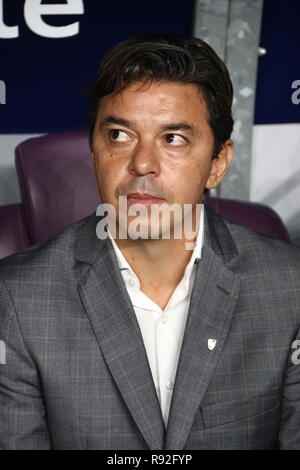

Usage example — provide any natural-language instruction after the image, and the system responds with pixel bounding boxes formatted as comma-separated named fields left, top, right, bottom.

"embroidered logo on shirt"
left=0, top=340, right=6, bottom=364
left=207, top=338, right=217, bottom=350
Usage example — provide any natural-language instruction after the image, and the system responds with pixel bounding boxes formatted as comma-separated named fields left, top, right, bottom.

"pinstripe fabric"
left=0, top=206, right=299, bottom=449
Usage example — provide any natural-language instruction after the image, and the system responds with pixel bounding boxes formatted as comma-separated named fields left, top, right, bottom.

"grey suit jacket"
left=0, top=206, right=300, bottom=450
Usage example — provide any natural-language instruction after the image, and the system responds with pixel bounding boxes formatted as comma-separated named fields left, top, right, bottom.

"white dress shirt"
left=107, top=207, right=204, bottom=428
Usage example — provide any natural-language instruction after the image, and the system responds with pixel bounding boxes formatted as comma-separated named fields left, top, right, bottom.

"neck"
left=111, top=206, right=202, bottom=292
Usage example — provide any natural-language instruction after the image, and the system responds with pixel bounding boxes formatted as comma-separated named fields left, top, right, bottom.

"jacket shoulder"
left=222, top=215, right=300, bottom=270
left=0, top=214, right=92, bottom=283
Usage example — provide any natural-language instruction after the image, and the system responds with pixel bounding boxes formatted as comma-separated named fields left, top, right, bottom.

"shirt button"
left=161, top=315, right=168, bottom=324
left=166, top=381, right=174, bottom=390
left=128, top=278, right=136, bottom=288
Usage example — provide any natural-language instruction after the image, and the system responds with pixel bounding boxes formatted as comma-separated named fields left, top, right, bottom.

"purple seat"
left=15, top=131, right=100, bottom=244
left=11, top=131, right=290, bottom=249
left=209, top=196, right=291, bottom=243
left=0, top=204, right=30, bottom=258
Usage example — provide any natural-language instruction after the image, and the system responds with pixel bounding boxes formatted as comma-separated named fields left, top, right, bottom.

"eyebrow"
left=99, top=116, right=133, bottom=129
left=160, top=122, right=195, bottom=135
left=99, top=115, right=196, bottom=135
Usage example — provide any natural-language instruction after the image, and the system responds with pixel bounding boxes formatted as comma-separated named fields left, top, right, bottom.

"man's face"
left=91, top=80, right=232, bottom=237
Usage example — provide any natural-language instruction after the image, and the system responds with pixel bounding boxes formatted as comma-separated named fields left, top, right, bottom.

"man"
left=0, top=35, right=300, bottom=450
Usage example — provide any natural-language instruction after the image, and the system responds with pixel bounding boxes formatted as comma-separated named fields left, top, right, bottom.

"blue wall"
left=255, top=0, right=300, bottom=124
left=0, top=0, right=195, bottom=133
left=2, top=0, right=299, bottom=130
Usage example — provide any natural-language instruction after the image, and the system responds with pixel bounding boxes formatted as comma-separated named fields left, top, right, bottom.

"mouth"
left=126, top=192, right=166, bottom=206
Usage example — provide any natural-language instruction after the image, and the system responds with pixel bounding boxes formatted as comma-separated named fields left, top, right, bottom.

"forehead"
left=96, top=81, right=210, bottom=129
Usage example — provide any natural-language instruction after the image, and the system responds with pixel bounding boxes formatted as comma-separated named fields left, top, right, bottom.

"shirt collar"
left=182, top=205, right=204, bottom=283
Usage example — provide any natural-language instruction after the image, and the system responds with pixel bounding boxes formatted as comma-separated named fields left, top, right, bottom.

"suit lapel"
left=165, top=207, right=241, bottom=449
left=75, top=214, right=165, bottom=450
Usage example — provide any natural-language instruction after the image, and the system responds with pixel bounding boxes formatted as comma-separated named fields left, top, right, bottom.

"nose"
left=128, top=140, right=160, bottom=177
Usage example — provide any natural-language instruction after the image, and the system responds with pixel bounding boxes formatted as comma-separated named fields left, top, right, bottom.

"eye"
left=109, top=129, right=131, bottom=142
left=164, top=133, right=186, bottom=146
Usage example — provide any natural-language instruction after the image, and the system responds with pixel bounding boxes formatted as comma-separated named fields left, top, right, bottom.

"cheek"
left=171, top=159, right=210, bottom=201
left=95, top=155, right=127, bottom=199
left=179, top=158, right=207, bottom=182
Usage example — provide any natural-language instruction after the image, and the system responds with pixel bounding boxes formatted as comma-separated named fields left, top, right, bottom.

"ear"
left=205, top=139, right=234, bottom=190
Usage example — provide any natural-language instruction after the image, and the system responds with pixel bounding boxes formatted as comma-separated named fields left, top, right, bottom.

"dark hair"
left=87, top=34, right=234, bottom=156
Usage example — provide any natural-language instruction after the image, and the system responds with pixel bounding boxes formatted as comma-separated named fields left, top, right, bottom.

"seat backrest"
left=0, top=204, right=30, bottom=259
left=209, top=197, right=291, bottom=243
left=15, top=131, right=100, bottom=244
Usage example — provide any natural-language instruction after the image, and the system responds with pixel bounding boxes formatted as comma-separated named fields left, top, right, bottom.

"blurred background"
left=0, top=0, right=299, bottom=254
